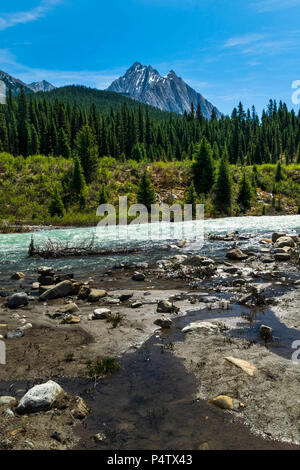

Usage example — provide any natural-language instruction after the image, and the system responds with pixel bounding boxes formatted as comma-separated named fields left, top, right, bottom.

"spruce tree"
left=137, top=171, right=156, bottom=211
left=49, top=187, right=65, bottom=217
left=237, top=171, right=252, bottom=212
left=275, top=161, right=284, bottom=182
left=75, top=124, right=98, bottom=183
left=56, top=128, right=71, bottom=159
left=71, top=155, right=87, bottom=199
left=98, top=183, right=109, bottom=205
left=296, top=143, right=300, bottom=164
left=185, top=181, right=198, bottom=218
left=192, top=137, right=215, bottom=194
left=214, top=148, right=232, bottom=215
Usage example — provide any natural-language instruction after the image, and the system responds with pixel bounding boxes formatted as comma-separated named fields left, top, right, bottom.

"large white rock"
left=16, top=380, right=64, bottom=414
left=182, top=321, right=219, bottom=334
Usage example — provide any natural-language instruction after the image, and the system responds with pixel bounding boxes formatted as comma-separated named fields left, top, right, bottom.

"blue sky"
left=0, top=0, right=300, bottom=114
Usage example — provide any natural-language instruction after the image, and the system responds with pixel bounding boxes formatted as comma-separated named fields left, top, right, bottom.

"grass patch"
left=86, top=357, right=119, bottom=378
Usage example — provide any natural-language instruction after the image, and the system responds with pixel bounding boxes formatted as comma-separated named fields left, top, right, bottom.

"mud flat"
left=0, top=230, right=299, bottom=449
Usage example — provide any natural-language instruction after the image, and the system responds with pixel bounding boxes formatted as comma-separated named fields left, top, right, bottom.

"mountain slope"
left=0, top=70, right=55, bottom=96
left=108, top=62, right=221, bottom=118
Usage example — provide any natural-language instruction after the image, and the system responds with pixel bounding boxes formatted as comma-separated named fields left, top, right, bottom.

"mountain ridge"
left=0, top=70, right=56, bottom=95
left=107, top=62, right=221, bottom=118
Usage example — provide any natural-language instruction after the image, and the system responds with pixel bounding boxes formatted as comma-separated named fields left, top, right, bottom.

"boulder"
left=131, top=301, right=143, bottom=309
left=88, top=289, right=107, bottom=302
left=37, top=266, right=54, bottom=275
left=7, top=293, right=28, bottom=309
left=119, top=293, right=133, bottom=302
left=260, top=324, right=272, bottom=340
left=0, top=397, right=17, bottom=407
left=182, top=321, right=218, bottom=334
left=16, top=380, right=64, bottom=414
left=11, top=272, right=25, bottom=280
left=226, top=249, right=248, bottom=261
left=38, top=275, right=55, bottom=286
left=132, top=273, right=145, bottom=282
left=272, top=232, right=286, bottom=243
left=274, top=253, right=291, bottom=262
left=39, top=280, right=73, bottom=301
left=157, top=300, right=174, bottom=313
left=92, top=308, right=111, bottom=320
left=274, top=236, right=295, bottom=249
left=259, top=238, right=272, bottom=245
left=154, top=318, right=173, bottom=329
left=77, top=286, right=91, bottom=299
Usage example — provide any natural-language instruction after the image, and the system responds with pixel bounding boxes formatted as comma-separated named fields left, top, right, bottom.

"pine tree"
left=56, top=128, right=71, bottom=159
left=275, top=161, right=284, bottom=182
left=70, top=155, right=87, bottom=199
left=137, top=171, right=156, bottom=211
left=237, top=171, right=252, bottom=212
left=192, top=137, right=215, bottom=194
left=185, top=181, right=198, bottom=218
left=98, top=183, right=109, bottom=205
left=296, top=142, right=300, bottom=164
left=49, top=187, right=65, bottom=217
left=214, top=148, right=232, bottom=215
left=75, top=124, right=98, bottom=183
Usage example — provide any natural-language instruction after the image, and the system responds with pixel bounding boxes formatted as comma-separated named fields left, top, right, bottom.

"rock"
left=182, top=321, right=218, bottom=334
left=0, top=396, right=17, bottom=407
left=274, top=236, right=295, bottom=249
left=223, top=266, right=238, bottom=274
left=37, top=266, right=54, bottom=275
left=51, top=431, right=63, bottom=443
left=11, top=272, right=25, bottom=280
left=60, top=303, right=80, bottom=314
left=260, top=324, right=272, bottom=340
left=5, top=330, right=24, bottom=339
left=61, top=314, right=81, bottom=324
left=54, top=273, right=74, bottom=283
left=259, top=238, right=272, bottom=244
left=39, top=280, right=73, bottom=301
left=72, top=282, right=83, bottom=295
left=119, top=293, right=133, bottom=302
left=274, top=253, right=291, bottom=262
left=272, top=232, right=286, bottom=243
left=225, top=356, right=256, bottom=376
left=32, top=282, right=40, bottom=290
left=92, top=308, right=111, bottom=320
left=208, top=395, right=243, bottom=411
left=94, top=432, right=107, bottom=442
left=106, top=298, right=120, bottom=305
left=38, top=275, right=55, bottom=285
left=198, top=442, right=210, bottom=451
left=183, top=256, right=214, bottom=267
left=39, top=284, right=55, bottom=294
left=261, top=256, right=275, bottom=264
left=5, top=409, right=14, bottom=418
left=71, top=396, right=89, bottom=420
left=177, top=240, right=188, bottom=248
left=132, top=273, right=145, bottom=282
left=154, top=318, right=173, bottom=329
left=226, top=249, right=248, bottom=261
left=7, top=293, right=28, bottom=309
left=77, top=285, right=91, bottom=299
left=131, top=301, right=143, bottom=308
left=88, top=289, right=107, bottom=302
left=157, top=300, right=174, bottom=313
left=16, top=380, right=64, bottom=414
left=20, top=323, right=33, bottom=331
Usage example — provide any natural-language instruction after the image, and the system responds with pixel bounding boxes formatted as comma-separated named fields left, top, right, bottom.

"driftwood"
left=28, top=235, right=141, bottom=259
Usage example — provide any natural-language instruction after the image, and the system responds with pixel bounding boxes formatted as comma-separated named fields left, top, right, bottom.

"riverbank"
left=0, top=229, right=299, bottom=449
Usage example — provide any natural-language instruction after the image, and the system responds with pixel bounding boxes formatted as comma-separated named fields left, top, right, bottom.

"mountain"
left=0, top=70, right=55, bottom=96
left=29, top=80, right=56, bottom=93
left=107, top=62, right=221, bottom=118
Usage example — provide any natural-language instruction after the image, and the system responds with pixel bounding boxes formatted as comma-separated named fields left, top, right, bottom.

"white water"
left=0, top=215, right=299, bottom=277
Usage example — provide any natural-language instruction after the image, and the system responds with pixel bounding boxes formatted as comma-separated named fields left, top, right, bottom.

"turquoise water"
left=0, top=215, right=299, bottom=278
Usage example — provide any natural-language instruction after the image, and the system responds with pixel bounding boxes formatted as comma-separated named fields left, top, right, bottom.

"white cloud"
left=0, top=0, right=62, bottom=31
left=224, top=34, right=266, bottom=48
left=252, top=0, right=300, bottom=12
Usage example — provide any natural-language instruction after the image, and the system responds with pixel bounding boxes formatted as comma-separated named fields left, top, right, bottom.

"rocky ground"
left=0, top=231, right=299, bottom=450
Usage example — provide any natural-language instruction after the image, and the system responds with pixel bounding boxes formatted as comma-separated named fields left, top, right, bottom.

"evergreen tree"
left=98, top=183, right=109, bottom=205
left=185, top=181, right=198, bottom=218
left=137, top=171, right=156, bottom=211
left=49, top=187, right=65, bottom=217
left=296, top=142, right=300, bottom=164
left=192, top=137, right=215, bottom=194
left=70, top=155, right=87, bottom=198
left=275, top=161, right=284, bottom=182
left=75, top=124, right=98, bottom=183
left=237, top=171, right=252, bottom=211
left=214, top=148, right=232, bottom=215
left=56, top=128, right=71, bottom=159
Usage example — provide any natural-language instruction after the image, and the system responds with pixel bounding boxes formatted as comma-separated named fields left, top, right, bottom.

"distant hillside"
left=35, top=85, right=173, bottom=119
